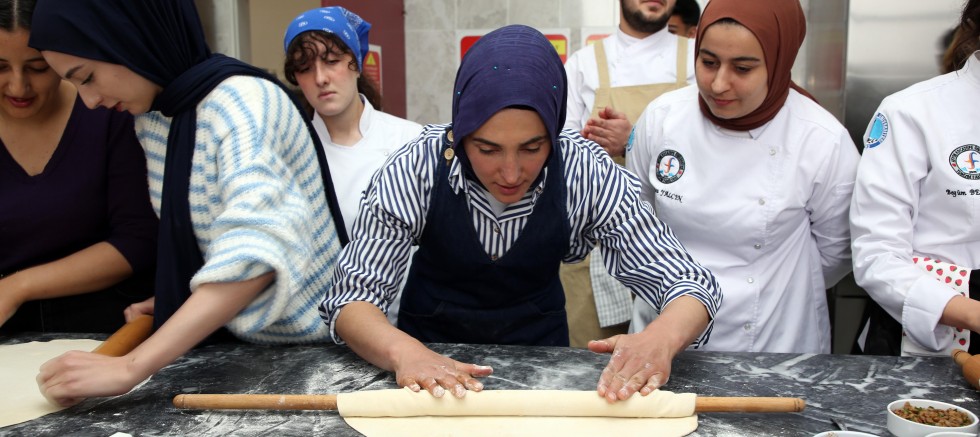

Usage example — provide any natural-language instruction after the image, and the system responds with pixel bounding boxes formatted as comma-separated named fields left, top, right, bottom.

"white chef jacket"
left=314, top=96, right=422, bottom=326
left=313, top=96, right=423, bottom=237
left=851, top=52, right=980, bottom=355
left=563, top=28, right=695, bottom=132
left=627, top=85, right=859, bottom=353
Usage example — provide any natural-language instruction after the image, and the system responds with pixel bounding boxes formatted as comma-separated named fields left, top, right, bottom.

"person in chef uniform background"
left=627, top=0, right=859, bottom=353
left=850, top=0, right=980, bottom=357
left=560, top=0, right=696, bottom=349
left=321, top=24, right=722, bottom=403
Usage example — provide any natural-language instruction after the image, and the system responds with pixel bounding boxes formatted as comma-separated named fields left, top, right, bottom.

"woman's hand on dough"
left=36, top=351, right=147, bottom=407
left=123, top=296, right=154, bottom=322
left=394, top=348, right=493, bottom=399
left=588, top=331, right=672, bottom=403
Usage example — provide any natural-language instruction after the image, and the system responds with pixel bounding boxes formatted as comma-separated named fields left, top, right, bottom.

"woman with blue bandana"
left=322, top=25, right=722, bottom=403
left=29, top=0, right=347, bottom=406
left=283, top=7, right=421, bottom=240
left=283, top=7, right=421, bottom=325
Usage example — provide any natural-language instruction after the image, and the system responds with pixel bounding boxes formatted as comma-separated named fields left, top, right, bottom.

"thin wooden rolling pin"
left=92, top=314, right=154, bottom=357
left=172, top=393, right=804, bottom=413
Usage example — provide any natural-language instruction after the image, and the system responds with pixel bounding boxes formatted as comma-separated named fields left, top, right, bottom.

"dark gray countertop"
left=2, top=333, right=978, bottom=436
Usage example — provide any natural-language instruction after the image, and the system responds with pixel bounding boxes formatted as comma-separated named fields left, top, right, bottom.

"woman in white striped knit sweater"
left=29, top=0, right=347, bottom=406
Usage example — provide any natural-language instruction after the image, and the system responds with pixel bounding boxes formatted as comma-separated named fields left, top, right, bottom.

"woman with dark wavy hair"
left=282, top=7, right=422, bottom=325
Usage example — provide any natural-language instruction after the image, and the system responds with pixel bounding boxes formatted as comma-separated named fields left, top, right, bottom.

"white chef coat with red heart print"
left=904, top=256, right=971, bottom=356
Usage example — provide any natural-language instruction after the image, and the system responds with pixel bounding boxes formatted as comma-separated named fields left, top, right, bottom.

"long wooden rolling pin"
left=92, top=314, right=154, bottom=357
left=172, top=393, right=805, bottom=413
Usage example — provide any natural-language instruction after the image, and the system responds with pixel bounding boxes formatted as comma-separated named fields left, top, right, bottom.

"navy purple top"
left=0, top=96, right=157, bottom=333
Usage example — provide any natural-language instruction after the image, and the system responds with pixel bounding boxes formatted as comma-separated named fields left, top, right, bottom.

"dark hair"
left=283, top=30, right=382, bottom=110
left=672, top=0, right=701, bottom=27
left=942, top=0, right=980, bottom=73
left=0, top=0, right=36, bottom=30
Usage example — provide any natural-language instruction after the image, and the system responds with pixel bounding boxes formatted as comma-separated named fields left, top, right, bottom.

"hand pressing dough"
left=338, top=388, right=698, bottom=437
left=0, top=339, right=102, bottom=428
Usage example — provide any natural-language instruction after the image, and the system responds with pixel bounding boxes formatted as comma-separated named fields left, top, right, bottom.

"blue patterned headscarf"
left=283, top=7, right=371, bottom=70
left=451, top=25, right=567, bottom=154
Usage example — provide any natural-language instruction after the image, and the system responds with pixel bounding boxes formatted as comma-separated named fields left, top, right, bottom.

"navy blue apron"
left=398, top=132, right=571, bottom=346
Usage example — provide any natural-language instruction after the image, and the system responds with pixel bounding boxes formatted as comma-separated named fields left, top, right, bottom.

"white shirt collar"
left=358, top=94, right=375, bottom=133
left=446, top=151, right=548, bottom=220
left=614, top=26, right=671, bottom=53
left=964, top=51, right=980, bottom=87
left=312, top=94, right=373, bottom=146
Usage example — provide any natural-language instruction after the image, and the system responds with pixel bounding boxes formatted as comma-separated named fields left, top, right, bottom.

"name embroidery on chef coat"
left=656, top=150, right=686, bottom=184
left=949, top=144, right=980, bottom=180
left=865, top=113, right=889, bottom=149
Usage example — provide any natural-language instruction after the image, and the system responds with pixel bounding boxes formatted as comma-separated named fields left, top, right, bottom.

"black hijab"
left=30, top=0, right=348, bottom=330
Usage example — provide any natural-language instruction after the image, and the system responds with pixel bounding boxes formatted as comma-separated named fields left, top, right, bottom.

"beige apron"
left=562, top=37, right=689, bottom=348
left=591, top=36, right=689, bottom=123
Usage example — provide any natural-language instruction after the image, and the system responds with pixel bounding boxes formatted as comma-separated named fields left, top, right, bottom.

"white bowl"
left=887, top=399, right=979, bottom=437
left=923, top=432, right=977, bottom=437
left=812, top=431, right=879, bottom=437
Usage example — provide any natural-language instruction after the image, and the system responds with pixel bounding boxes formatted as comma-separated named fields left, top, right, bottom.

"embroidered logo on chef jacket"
left=949, top=144, right=980, bottom=180
left=865, top=113, right=889, bottom=149
left=656, top=150, right=685, bottom=184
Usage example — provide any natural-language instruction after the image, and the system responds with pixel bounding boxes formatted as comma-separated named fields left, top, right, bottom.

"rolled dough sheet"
left=344, top=415, right=697, bottom=437
left=339, top=388, right=698, bottom=437
left=0, top=339, right=102, bottom=428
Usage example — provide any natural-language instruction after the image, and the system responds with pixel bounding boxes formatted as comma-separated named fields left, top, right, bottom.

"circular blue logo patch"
left=865, top=113, right=889, bottom=149
left=625, top=128, right=636, bottom=153
left=656, top=150, right=685, bottom=184
left=949, top=144, right=980, bottom=180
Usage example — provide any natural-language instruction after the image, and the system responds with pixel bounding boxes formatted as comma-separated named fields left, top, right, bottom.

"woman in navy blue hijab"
left=29, top=0, right=347, bottom=406
left=324, top=25, right=722, bottom=403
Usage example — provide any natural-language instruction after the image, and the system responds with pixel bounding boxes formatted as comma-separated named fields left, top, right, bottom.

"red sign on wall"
left=547, top=34, right=568, bottom=62
left=459, top=30, right=570, bottom=63
left=460, top=35, right=482, bottom=60
left=363, top=44, right=382, bottom=95
left=585, top=33, right=610, bottom=46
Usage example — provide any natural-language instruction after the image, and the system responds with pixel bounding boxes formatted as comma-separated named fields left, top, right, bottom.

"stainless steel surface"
left=843, top=0, right=962, bottom=150
left=803, top=0, right=964, bottom=353
left=796, top=0, right=961, bottom=142
left=797, top=0, right=850, bottom=121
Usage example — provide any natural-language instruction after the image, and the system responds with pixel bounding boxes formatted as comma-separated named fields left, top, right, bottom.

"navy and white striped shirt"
left=319, top=124, right=722, bottom=345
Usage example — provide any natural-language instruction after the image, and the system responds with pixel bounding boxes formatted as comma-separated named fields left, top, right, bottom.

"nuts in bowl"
left=887, top=399, right=979, bottom=437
